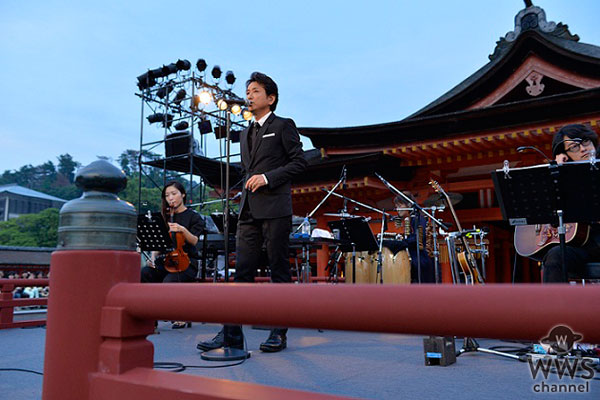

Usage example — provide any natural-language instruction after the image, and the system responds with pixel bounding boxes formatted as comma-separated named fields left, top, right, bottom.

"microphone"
left=516, top=146, right=551, bottom=162
left=341, top=165, right=347, bottom=190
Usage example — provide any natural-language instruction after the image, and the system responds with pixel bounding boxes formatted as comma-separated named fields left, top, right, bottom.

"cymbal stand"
left=376, top=211, right=387, bottom=284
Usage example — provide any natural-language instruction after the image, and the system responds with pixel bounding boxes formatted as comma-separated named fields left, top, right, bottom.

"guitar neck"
left=439, top=188, right=474, bottom=256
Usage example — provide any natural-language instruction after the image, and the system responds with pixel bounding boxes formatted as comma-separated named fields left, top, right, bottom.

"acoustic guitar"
left=514, top=223, right=589, bottom=261
left=429, top=179, right=484, bottom=285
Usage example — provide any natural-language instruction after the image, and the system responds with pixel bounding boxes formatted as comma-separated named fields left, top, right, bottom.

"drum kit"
left=312, top=167, right=488, bottom=285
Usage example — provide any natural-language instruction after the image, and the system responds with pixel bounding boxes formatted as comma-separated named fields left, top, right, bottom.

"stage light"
left=225, top=70, right=236, bottom=86
left=161, top=63, right=178, bottom=76
left=147, top=113, right=173, bottom=127
left=242, top=108, right=253, bottom=121
left=231, top=104, right=241, bottom=115
left=196, top=59, right=207, bottom=72
left=211, top=65, right=222, bottom=80
left=173, top=89, right=186, bottom=105
left=174, top=121, right=189, bottom=131
left=176, top=59, right=191, bottom=71
left=198, top=90, right=212, bottom=105
left=137, top=72, right=156, bottom=90
left=156, top=84, right=173, bottom=99
left=217, top=99, right=228, bottom=111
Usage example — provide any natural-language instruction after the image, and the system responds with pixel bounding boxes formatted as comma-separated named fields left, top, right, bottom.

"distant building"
left=0, top=245, right=53, bottom=275
left=0, top=184, right=67, bottom=221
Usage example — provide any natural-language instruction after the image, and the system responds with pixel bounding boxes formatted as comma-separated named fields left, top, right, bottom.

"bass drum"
left=380, top=247, right=411, bottom=284
left=344, top=251, right=376, bottom=283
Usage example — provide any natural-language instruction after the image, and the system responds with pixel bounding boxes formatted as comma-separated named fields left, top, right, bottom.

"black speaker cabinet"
left=165, top=131, right=191, bottom=157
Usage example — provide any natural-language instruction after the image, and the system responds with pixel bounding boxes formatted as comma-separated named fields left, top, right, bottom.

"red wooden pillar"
left=0, top=282, right=14, bottom=326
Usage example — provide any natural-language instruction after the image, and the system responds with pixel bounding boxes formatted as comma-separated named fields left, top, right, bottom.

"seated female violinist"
left=543, top=124, right=600, bottom=283
left=141, top=181, right=205, bottom=327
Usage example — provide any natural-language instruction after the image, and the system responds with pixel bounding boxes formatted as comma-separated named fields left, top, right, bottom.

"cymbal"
left=423, top=192, right=463, bottom=207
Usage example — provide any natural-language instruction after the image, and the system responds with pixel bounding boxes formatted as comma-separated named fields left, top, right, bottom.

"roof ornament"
left=489, top=4, right=580, bottom=61
left=506, top=6, right=556, bottom=42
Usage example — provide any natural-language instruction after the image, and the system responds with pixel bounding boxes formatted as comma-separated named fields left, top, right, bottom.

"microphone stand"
left=322, top=190, right=394, bottom=218
left=294, top=165, right=348, bottom=234
left=374, top=173, right=446, bottom=232
left=188, top=192, right=241, bottom=208
left=291, top=166, right=348, bottom=284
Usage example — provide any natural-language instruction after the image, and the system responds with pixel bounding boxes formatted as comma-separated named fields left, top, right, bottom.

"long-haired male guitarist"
left=543, top=124, right=600, bottom=282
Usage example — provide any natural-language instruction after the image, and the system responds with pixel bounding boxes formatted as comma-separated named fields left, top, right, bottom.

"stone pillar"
left=42, top=160, right=144, bottom=400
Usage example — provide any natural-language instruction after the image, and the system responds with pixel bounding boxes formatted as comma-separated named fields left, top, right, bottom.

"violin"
left=163, top=206, right=190, bottom=273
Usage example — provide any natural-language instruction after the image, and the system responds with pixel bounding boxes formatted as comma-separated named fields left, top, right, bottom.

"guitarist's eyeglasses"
left=565, top=139, right=592, bottom=153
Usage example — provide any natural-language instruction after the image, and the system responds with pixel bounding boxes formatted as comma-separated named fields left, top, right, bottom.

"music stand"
left=328, top=217, right=378, bottom=283
left=137, top=211, right=172, bottom=252
left=210, top=212, right=239, bottom=234
left=492, top=160, right=600, bottom=282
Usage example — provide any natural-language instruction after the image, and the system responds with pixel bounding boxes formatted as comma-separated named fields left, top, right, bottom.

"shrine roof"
left=299, top=5, right=600, bottom=152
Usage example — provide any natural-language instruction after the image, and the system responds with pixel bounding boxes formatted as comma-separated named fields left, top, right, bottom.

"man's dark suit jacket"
left=238, top=113, right=307, bottom=219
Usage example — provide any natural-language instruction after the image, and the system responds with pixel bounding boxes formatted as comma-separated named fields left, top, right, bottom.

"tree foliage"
left=0, top=150, right=226, bottom=247
left=0, top=208, right=59, bottom=247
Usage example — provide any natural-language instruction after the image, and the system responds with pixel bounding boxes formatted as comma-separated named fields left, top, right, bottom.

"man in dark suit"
left=197, top=72, right=306, bottom=353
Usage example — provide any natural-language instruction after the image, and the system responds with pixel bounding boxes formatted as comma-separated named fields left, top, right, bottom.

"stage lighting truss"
left=136, top=58, right=251, bottom=138
left=136, top=58, right=251, bottom=208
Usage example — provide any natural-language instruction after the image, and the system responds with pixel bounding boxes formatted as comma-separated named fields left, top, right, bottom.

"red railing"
left=105, top=283, right=600, bottom=342
left=42, top=250, right=600, bottom=400
left=0, top=278, right=49, bottom=329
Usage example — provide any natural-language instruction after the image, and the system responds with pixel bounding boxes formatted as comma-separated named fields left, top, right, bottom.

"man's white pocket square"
left=262, top=132, right=276, bottom=138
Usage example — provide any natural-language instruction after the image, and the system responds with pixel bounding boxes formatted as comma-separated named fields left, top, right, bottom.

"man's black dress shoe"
left=196, top=326, right=244, bottom=351
left=197, top=328, right=225, bottom=351
left=260, top=329, right=287, bottom=352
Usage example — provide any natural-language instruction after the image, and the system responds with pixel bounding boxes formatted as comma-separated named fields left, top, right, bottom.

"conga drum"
left=379, top=247, right=411, bottom=284
left=344, top=251, right=376, bottom=283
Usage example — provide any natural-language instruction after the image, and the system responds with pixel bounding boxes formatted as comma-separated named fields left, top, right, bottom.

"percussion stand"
left=375, top=173, right=448, bottom=283
left=328, top=218, right=379, bottom=283
left=325, top=245, right=344, bottom=283
left=411, top=204, right=423, bottom=284
left=322, top=189, right=395, bottom=284
left=429, top=206, right=445, bottom=284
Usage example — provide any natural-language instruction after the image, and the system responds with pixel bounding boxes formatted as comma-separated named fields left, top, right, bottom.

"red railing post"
left=0, top=282, right=15, bottom=326
left=0, top=278, right=49, bottom=329
left=42, top=160, right=146, bottom=400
